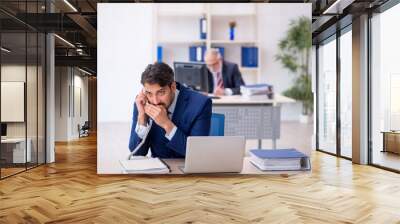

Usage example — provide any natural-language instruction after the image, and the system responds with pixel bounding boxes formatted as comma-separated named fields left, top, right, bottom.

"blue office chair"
left=210, top=113, right=225, bottom=136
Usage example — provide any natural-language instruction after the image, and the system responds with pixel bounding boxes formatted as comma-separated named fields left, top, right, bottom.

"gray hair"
left=205, top=48, right=222, bottom=59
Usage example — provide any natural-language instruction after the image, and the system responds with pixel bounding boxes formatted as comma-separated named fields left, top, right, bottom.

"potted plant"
left=275, top=16, right=313, bottom=123
left=229, top=21, right=236, bottom=41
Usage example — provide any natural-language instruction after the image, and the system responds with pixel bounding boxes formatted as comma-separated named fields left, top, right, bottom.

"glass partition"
left=1, top=31, right=28, bottom=177
left=0, top=1, right=46, bottom=179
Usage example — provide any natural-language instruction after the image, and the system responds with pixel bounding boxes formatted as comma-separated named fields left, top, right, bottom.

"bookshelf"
left=154, top=3, right=260, bottom=84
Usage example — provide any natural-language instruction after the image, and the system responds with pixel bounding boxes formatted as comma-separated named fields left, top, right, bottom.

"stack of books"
left=119, top=157, right=170, bottom=174
left=249, top=149, right=310, bottom=171
left=240, top=84, right=274, bottom=98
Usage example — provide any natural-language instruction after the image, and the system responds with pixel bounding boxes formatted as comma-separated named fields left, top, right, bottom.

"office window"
left=370, top=3, right=400, bottom=171
left=317, top=36, right=337, bottom=154
left=340, top=28, right=352, bottom=158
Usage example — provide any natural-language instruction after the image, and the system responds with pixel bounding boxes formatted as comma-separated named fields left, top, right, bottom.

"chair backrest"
left=210, top=113, right=225, bottom=136
left=82, top=121, right=90, bottom=129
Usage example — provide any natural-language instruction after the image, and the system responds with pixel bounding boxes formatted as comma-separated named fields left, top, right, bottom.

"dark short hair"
left=141, top=62, right=174, bottom=87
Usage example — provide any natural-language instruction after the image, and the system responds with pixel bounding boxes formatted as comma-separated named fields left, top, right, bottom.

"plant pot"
left=299, top=114, right=312, bottom=124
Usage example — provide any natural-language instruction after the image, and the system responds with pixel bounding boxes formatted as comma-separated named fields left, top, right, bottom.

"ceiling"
left=0, top=0, right=392, bottom=75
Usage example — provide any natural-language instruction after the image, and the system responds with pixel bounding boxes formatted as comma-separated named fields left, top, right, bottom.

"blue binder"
left=157, top=45, right=163, bottom=62
left=249, top=149, right=311, bottom=171
left=250, top=149, right=307, bottom=159
left=241, top=47, right=258, bottom=67
left=189, top=45, right=206, bottom=62
left=200, top=17, right=207, bottom=40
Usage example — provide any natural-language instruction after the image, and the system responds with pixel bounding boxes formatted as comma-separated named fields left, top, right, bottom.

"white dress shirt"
left=135, top=89, right=179, bottom=141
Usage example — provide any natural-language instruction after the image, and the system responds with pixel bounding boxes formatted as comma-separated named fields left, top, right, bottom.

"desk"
left=1, top=138, right=31, bottom=164
left=101, top=156, right=309, bottom=175
left=212, top=94, right=295, bottom=149
left=97, top=95, right=296, bottom=174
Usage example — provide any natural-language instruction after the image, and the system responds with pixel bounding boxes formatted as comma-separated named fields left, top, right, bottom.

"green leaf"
left=275, top=16, right=313, bottom=115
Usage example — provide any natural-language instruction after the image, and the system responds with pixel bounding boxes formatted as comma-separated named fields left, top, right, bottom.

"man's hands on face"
left=135, top=90, right=148, bottom=125
left=144, top=103, right=175, bottom=134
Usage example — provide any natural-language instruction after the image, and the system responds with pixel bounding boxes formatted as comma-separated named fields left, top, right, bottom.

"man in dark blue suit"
left=129, top=62, right=212, bottom=158
left=205, top=48, right=245, bottom=95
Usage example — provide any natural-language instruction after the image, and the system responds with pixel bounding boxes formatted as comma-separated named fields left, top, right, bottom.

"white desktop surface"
left=100, top=156, right=309, bottom=175
left=1, top=138, right=26, bottom=144
left=212, top=94, right=295, bottom=105
left=1, top=137, right=32, bottom=163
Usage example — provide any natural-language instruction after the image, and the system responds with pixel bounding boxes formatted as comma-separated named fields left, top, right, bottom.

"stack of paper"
left=240, top=84, right=273, bottom=98
left=119, top=157, right=170, bottom=174
left=249, top=149, right=310, bottom=171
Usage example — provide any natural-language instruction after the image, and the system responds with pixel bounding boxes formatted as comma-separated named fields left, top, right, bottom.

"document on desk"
left=119, top=157, right=170, bottom=174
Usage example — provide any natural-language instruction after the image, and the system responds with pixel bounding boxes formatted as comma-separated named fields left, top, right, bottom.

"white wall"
left=72, top=73, right=89, bottom=138
left=257, top=4, right=311, bottom=121
left=97, top=4, right=154, bottom=173
left=1, top=64, right=46, bottom=163
left=98, top=3, right=154, bottom=123
left=55, top=67, right=68, bottom=141
left=1, top=65, right=40, bottom=138
left=55, top=67, right=89, bottom=141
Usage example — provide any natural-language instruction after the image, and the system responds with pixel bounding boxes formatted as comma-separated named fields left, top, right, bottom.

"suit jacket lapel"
left=172, top=84, right=189, bottom=124
left=222, top=61, right=229, bottom=86
left=208, top=71, right=214, bottom=93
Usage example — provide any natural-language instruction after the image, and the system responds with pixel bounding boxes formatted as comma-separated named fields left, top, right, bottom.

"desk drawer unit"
left=0, top=139, right=32, bottom=164
left=212, top=105, right=280, bottom=139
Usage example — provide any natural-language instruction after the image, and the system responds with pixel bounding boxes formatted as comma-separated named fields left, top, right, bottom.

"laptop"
left=181, top=136, right=246, bottom=174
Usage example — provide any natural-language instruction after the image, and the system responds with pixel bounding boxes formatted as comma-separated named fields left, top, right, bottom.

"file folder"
left=249, top=149, right=311, bottom=171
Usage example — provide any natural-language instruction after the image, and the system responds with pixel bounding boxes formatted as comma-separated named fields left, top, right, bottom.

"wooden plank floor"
left=1, top=134, right=400, bottom=224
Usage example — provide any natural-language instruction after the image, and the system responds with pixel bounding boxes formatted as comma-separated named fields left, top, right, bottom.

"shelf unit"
left=154, top=3, right=260, bottom=84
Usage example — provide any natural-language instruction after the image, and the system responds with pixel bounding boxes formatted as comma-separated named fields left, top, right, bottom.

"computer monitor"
left=174, top=62, right=209, bottom=92
left=1, top=123, right=7, bottom=137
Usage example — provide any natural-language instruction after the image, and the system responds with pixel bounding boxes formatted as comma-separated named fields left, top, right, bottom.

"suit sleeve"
left=166, top=98, right=212, bottom=156
left=128, top=104, right=150, bottom=156
left=231, top=64, right=245, bottom=95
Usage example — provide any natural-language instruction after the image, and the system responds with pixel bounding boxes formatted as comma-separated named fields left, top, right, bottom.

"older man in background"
left=204, top=48, right=245, bottom=96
